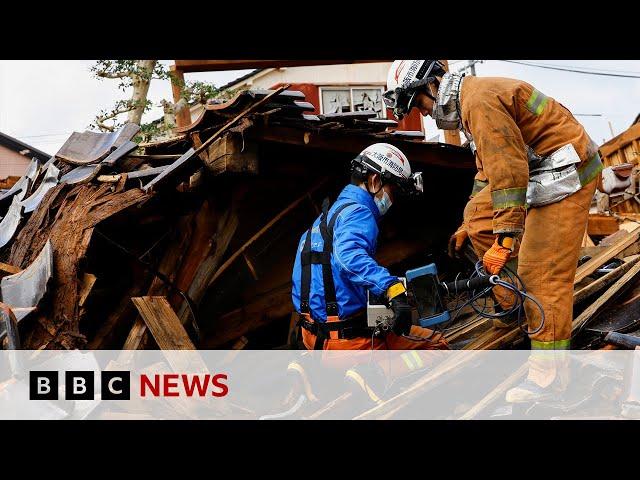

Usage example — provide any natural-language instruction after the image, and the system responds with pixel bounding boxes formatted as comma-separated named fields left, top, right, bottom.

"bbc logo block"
left=29, top=371, right=130, bottom=400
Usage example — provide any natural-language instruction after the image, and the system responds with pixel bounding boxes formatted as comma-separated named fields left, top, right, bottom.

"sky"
left=0, top=60, right=639, bottom=155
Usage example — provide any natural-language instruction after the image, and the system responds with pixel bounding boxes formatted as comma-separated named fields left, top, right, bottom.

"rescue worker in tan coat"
left=384, top=60, right=603, bottom=402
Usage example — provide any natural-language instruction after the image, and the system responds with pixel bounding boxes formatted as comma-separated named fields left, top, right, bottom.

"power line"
left=505, top=60, right=640, bottom=75
left=500, top=60, right=640, bottom=78
left=16, top=132, right=71, bottom=139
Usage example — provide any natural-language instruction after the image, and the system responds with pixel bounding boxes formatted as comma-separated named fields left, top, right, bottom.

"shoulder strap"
left=298, top=197, right=356, bottom=318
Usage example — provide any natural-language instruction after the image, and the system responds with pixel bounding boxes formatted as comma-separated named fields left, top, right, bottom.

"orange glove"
left=483, top=236, right=514, bottom=275
left=448, top=225, right=469, bottom=258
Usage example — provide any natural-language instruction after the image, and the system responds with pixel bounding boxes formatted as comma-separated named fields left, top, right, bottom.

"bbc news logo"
left=29, top=371, right=229, bottom=400
left=30, top=371, right=131, bottom=400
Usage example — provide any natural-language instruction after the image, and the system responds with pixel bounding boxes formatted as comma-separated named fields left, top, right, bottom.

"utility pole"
left=608, top=120, right=616, bottom=138
left=467, top=60, right=477, bottom=76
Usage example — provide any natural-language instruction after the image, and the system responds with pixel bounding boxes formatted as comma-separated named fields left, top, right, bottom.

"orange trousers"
left=300, top=315, right=449, bottom=379
left=464, top=180, right=596, bottom=349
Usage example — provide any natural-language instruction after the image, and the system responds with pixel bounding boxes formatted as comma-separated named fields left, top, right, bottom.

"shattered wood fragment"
left=574, top=228, right=640, bottom=285
left=573, top=261, right=640, bottom=334
left=78, top=273, right=97, bottom=308
left=0, top=262, right=21, bottom=275
left=124, top=212, right=199, bottom=350
left=131, top=296, right=195, bottom=350
left=574, top=255, right=640, bottom=304
left=8, top=184, right=148, bottom=349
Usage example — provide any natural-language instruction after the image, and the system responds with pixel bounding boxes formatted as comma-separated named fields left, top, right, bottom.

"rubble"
left=0, top=86, right=637, bottom=357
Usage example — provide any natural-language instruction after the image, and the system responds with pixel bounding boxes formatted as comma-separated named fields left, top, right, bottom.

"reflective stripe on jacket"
left=291, top=184, right=399, bottom=322
left=460, top=76, right=601, bottom=234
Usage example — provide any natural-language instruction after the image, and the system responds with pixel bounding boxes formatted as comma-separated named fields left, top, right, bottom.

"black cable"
left=444, top=261, right=545, bottom=336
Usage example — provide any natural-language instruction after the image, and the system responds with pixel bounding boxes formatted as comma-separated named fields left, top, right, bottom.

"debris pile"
left=0, top=86, right=637, bottom=353
left=0, top=87, right=474, bottom=350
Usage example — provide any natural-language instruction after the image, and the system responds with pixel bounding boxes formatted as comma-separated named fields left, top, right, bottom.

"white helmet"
left=383, top=60, right=446, bottom=120
left=351, top=143, right=423, bottom=195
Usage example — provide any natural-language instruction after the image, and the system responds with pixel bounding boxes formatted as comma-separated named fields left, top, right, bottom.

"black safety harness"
left=298, top=198, right=373, bottom=349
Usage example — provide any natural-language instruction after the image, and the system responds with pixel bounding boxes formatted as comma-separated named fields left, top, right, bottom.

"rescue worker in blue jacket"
left=291, top=143, right=449, bottom=352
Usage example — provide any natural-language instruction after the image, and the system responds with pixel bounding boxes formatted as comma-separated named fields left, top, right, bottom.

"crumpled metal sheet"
left=60, top=164, right=100, bottom=185
left=21, top=163, right=60, bottom=213
left=0, top=240, right=53, bottom=321
left=0, top=157, right=40, bottom=205
left=101, top=140, right=138, bottom=167
left=61, top=140, right=138, bottom=186
left=55, top=123, right=140, bottom=165
left=0, top=196, right=23, bottom=249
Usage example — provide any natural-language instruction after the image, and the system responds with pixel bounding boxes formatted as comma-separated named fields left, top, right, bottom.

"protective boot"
left=506, top=349, right=570, bottom=403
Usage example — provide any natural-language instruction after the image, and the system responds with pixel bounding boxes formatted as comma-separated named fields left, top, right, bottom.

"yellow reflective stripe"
left=531, top=339, right=571, bottom=350
left=577, top=151, right=604, bottom=186
left=471, top=179, right=489, bottom=197
left=401, top=353, right=416, bottom=370
left=410, top=350, right=424, bottom=368
left=345, top=370, right=382, bottom=404
left=526, top=89, right=548, bottom=115
left=287, top=361, right=318, bottom=402
left=387, top=282, right=406, bottom=300
left=491, top=187, right=527, bottom=210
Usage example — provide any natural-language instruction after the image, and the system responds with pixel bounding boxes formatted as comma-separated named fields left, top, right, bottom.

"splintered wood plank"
left=0, top=262, right=21, bottom=275
left=131, top=296, right=195, bottom=350
left=78, top=273, right=97, bottom=307
left=574, top=255, right=640, bottom=305
left=574, top=229, right=640, bottom=285
left=459, top=363, right=528, bottom=419
left=573, top=260, right=640, bottom=333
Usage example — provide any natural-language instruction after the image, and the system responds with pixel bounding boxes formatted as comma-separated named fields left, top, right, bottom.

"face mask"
left=375, top=190, right=393, bottom=216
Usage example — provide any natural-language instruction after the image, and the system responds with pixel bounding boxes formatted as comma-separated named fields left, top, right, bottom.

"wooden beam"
left=131, top=296, right=195, bottom=350
left=574, top=255, right=640, bottom=304
left=206, top=177, right=329, bottom=288
left=459, top=363, right=528, bottom=419
left=204, top=134, right=259, bottom=176
left=173, top=60, right=392, bottom=73
left=587, top=214, right=619, bottom=236
left=247, top=124, right=475, bottom=170
left=572, top=260, right=640, bottom=333
left=574, top=228, right=640, bottom=285
left=170, top=65, right=191, bottom=129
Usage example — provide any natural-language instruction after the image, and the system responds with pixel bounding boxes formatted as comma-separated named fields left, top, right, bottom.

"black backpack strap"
left=297, top=197, right=356, bottom=349
left=321, top=200, right=356, bottom=317
left=299, top=227, right=313, bottom=314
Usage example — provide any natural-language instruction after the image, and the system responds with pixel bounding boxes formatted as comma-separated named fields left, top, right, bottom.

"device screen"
left=409, top=274, right=445, bottom=318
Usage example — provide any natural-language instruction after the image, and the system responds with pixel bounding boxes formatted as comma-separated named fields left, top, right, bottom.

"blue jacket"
left=291, top=184, right=399, bottom=322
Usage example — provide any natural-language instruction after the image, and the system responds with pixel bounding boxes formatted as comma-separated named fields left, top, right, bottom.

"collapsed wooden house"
left=1, top=87, right=640, bottom=353
left=0, top=87, right=477, bottom=350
